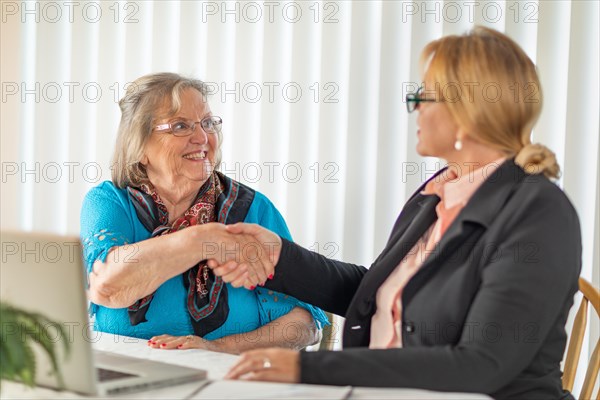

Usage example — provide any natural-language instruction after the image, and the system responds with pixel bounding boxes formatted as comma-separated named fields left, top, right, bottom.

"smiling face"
left=141, top=88, right=218, bottom=197
left=415, top=82, right=461, bottom=160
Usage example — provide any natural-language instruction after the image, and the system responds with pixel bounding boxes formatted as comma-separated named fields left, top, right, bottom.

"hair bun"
left=515, top=143, right=560, bottom=179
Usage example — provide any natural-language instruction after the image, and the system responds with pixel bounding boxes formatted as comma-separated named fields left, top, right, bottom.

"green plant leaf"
left=0, top=302, right=71, bottom=390
left=19, top=317, right=67, bottom=389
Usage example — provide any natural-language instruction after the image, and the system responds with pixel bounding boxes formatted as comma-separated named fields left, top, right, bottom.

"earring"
left=454, top=138, right=463, bottom=151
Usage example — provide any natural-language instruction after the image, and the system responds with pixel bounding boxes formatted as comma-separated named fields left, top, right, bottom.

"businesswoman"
left=80, top=73, right=327, bottom=354
left=219, top=27, right=582, bottom=398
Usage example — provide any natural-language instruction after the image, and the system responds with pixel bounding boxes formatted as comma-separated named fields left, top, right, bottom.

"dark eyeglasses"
left=406, top=87, right=439, bottom=113
left=153, top=116, right=222, bottom=137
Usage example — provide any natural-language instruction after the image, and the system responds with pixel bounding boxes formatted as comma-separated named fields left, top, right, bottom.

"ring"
left=262, top=357, right=272, bottom=369
left=186, top=335, right=193, bottom=341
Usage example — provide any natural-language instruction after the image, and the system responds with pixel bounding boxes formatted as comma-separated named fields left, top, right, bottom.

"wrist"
left=190, top=224, right=219, bottom=257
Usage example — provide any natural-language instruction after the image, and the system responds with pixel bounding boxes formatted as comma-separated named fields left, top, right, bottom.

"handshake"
left=203, top=223, right=283, bottom=290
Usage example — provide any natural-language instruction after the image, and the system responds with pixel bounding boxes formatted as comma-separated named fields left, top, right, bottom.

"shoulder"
left=219, top=171, right=280, bottom=214
left=247, top=190, right=284, bottom=221
left=251, top=190, right=278, bottom=210
left=81, top=181, right=133, bottom=218
left=512, top=172, right=579, bottom=222
left=246, top=190, right=292, bottom=240
left=483, top=165, right=582, bottom=264
left=83, top=180, right=129, bottom=204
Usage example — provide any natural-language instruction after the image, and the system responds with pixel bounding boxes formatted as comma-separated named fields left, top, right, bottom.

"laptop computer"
left=0, top=230, right=208, bottom=396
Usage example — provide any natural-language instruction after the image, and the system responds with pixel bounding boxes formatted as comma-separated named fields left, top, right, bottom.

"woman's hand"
left=147, top=334, right=218, bottom=351
left=225, top=348, right=300, bottom=383
left=207, top=223, right=283, bottom=289
left=148, top=307, right=318, bottom=355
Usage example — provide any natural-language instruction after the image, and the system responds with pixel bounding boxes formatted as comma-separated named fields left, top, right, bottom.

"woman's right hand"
left=206, top=223, right=282, bottom=289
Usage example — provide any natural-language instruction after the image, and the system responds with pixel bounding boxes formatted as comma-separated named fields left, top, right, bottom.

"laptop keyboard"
left=97, top=367, right=139, bottom=382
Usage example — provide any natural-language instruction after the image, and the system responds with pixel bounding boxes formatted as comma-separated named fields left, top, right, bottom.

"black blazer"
left=266, top=160, right=581, bottom=399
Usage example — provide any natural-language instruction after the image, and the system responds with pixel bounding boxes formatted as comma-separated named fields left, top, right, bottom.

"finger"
left=238, top=235, right=267, bottom=284
left=147, top=334, right=172, bottom=347
left=230, top=269, right=249, bottom=288
left=248, top=241, right=269, bottom=284
left=245, top=260, right=264, bottom=288
left=243, top=277, right=257, bottom=291
left=176, top=335, right=198, bottom=350
left=212, top=260, right=243, bottom=278
left=240, top=370, right=276, bottom=382
left=225, top=354, right=265, bottom=380
left=219, top=262, right=248, bottom=284
left=232, top=223, right=259, bottom=235
left=150, top=335, right=182, bottom=349
left=159, top=337, right=186, bottom=349
left=225, top=223, right=245, bottom=234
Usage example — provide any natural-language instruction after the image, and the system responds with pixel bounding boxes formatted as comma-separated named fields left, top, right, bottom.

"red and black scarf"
left=126, top=171, right=255, bottom=337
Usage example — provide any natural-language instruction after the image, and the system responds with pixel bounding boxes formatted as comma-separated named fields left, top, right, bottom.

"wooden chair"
left=563, top=277, right=600, bottom=400
left=318, top=312, right=336, bottom=351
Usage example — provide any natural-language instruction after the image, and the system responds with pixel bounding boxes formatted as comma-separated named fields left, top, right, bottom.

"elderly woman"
left=218, top=27, right=582, bottom=399
left=80, top=72, right=328, bottom=354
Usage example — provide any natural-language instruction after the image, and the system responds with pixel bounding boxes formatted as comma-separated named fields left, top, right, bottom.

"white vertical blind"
left=313, top=2, right=351, bottom=259
left=342, top=1, right=381, bottom=264
left=1, top=0, right=598, bottom=391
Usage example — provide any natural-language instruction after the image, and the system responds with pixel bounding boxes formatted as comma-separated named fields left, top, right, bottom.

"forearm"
left=266, top=239, right=367, bottom=316
left=88, top=224, right=219, bottom=308
left=205, top=307, right=319, bottom=355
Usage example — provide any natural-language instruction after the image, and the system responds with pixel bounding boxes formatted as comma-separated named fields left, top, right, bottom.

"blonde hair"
left=421, top=26, right=559, bottom=179
left=111, top=72, right=223, bottom=188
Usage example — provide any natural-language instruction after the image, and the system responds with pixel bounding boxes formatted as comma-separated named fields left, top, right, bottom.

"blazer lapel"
left=375, top=167, right=449, bottom=265
left=403, top=160, right=527, bottom=303
left=361, top=194, right=439, bottom=295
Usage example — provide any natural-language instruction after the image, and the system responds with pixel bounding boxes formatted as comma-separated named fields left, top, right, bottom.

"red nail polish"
left=268, top=274, right=274, bottom=280
left=249, top=285, right=255, bottom=290
left=177, top=344, right=182, bottom=349
left=160, top=343, right=166, bottom=347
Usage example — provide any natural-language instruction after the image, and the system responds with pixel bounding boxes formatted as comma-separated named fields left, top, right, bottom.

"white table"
left=1, top=333, right=491, bottom=400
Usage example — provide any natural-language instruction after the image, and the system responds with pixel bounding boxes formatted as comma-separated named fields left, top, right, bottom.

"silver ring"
left=262, top=357, right=272, bottom=369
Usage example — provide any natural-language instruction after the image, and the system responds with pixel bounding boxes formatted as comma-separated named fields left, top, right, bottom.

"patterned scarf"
left=126, top=171, right=254, bottom=337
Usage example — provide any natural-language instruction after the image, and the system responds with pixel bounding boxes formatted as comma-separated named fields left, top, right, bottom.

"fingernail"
left=177, top=344, right=182, bottom=349
left=268, top=274, right=274, bottom=280
left=258, top=282, right=264, bottom=287
left=160, top=343, right=166, bottom=347
left=249, top=285, right=255, bottom=290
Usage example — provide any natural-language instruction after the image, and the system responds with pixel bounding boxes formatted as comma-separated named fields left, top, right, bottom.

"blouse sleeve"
left=79, top=182, right=134, bottom=275
left=245, top=192, right=330, bottom=329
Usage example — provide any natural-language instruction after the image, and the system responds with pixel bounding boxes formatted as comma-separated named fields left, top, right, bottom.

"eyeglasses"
left=406, top=87, right=439, bottom=113
left=153, top=116, right=223, bottom=137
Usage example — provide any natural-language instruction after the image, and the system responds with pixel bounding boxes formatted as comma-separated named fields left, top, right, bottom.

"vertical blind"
left=1, top=0, right=598, bottom=391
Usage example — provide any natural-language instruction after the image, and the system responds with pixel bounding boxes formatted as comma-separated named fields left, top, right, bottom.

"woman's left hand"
left=225, top=348, right=300, bottom=383
left=147, top=334, right=212, bottom=350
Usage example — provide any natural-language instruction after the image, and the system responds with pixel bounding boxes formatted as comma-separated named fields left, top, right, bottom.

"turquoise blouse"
left=80, top=181, right=328, bottom=341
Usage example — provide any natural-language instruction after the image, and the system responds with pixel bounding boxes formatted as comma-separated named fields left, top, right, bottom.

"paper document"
left=193, top=380, right=352, bottom=400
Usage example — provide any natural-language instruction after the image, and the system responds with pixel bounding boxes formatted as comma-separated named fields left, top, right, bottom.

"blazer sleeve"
left=265, top=239, right=367, bottom=317
left=299, top=185, right=582, bottom=393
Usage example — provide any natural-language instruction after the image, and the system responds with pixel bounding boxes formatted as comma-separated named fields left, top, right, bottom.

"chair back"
left=318, top=312, right=336, bottom=351
left=562, top=277, right=600, bottom=400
